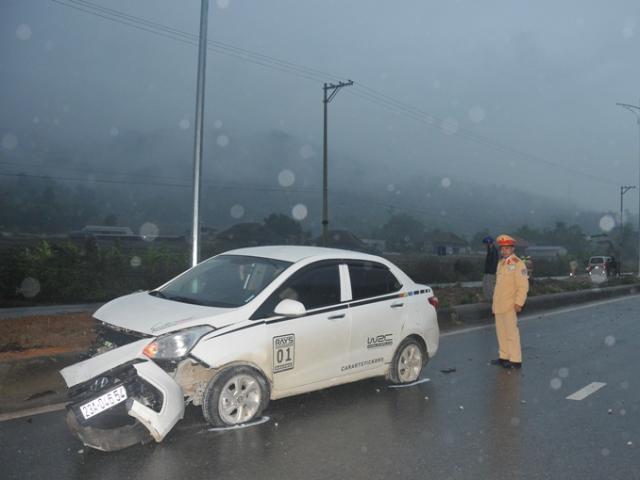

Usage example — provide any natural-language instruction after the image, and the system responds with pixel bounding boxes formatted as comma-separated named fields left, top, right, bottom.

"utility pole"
left=322, top=80, right=353, bottom=246
left=616, top=100, right=640, bottom=276
left=191, top=0, right=210, bottom=267
left=619, top=185, right=636, bottom=275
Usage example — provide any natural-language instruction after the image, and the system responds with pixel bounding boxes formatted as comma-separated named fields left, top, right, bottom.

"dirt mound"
left=0, top=313, right=95, bottom=361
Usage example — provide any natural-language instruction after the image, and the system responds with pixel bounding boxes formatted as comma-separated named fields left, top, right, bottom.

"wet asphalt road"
left=1, top=296, right=639, bottom=480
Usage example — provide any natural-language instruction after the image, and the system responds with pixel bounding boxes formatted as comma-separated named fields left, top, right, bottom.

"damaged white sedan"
left=61, top=246, right=439, bottom=451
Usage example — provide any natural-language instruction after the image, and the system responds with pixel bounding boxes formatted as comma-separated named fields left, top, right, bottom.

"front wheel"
left=389, top=338, right=425, bottom=384
left=202, top=366, right=270, bottom=427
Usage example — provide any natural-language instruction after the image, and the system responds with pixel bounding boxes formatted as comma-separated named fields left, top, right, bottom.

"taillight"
left=428, top=296, right=439, bottom=309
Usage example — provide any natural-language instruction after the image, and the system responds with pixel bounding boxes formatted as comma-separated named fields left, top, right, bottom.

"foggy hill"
left=0, top=126, right=620, bottom=240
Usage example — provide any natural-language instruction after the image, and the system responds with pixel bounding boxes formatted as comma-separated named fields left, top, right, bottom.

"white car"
left=61, top=246, right=439, bottom=451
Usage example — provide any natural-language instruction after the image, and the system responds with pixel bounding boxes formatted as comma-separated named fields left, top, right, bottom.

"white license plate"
left=80, top=385, right=128, bottom=420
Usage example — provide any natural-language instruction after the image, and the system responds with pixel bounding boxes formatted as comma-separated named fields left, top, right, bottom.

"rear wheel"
left=389, top=337, right=425, bottom=384
left=202, top=366, right=270, bottom=427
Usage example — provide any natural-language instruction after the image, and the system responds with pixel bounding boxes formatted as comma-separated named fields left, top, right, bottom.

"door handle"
left=391, top=302, right=404, bottom=308
left=328, top=313, right=345, bottom=319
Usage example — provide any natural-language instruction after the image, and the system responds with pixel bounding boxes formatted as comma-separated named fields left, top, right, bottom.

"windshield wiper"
left=149, top=290, right=168, bottom=299
left=161, top=294, right=209, bottom=306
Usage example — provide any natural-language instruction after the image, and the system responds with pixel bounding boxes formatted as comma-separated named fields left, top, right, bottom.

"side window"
left=252, top=264, right=341, bottom=318
left=348, top=262, right=402, bottom=300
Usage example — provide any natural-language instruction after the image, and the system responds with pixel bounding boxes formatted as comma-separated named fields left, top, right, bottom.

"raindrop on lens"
left=217, top=134, right=230, bottom=147
left=213, top=120, right=223, bottom=129
left=510, top=417, right=520, bottom=427
left=230, top=204, right=245, bottom=219
left=599, top=214, right=615, bottom=233
left=292, top=204, right=308, bottom=221
left=217, top=0, right=230, bottom=8
left=20, top=277, right=41, bottom=298
left=16, top=24, right=32, bottom=40
left=130, top=256, right=142, bottom=268
left=299, top=144, right=314, bottom=159
left=2, top=133, right=18, bottom=150
left=441, top=117, right=459, bottom=135
left=601, top=448, right=610, bottom=457
left=109, top=127, right=119, bottom=137
left=386, top=184, right=395, bottom=192
left=468, top=106, right=486, bottom=123
left=550, top=378, right=562, bottom=390
left=278, top=170, right=295, bottom=187
left=604, top=335, right=616, bottom=347
left=179, top=118, right=190, bottom=130
left=558, top=367, right=569, bottom=378
left=139, top=222, right=159, bottom=242
left=441, top=177, right=452, bottom=188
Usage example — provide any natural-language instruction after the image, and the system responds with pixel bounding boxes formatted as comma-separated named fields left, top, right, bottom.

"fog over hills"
left=0, top=125, right=620, bottom=240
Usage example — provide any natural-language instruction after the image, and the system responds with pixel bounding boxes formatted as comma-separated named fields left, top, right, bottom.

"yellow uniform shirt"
left=492, top=254, right=529, bottom=314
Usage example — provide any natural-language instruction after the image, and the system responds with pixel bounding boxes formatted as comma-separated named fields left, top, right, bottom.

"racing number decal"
left=273, top=334, right=295, bottom=373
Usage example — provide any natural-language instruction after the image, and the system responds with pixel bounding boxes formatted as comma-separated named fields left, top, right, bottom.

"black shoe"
left=503, top=361, right=522, bottom=369
left=490, top=358, right=508, bottom=366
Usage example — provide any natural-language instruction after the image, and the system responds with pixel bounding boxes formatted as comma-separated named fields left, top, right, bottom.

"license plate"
left=80, top=385, right=128, bottom=420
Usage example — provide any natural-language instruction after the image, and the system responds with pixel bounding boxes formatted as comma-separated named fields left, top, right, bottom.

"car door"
left=346, top=261, right=406, bottom=370
left=251, top=261, right=351, bottom=392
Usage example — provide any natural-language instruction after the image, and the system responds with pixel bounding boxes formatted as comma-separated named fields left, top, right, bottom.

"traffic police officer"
left=491, top=234, right=529, bottom=369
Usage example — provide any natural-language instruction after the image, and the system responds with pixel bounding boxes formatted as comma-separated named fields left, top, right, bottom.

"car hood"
left=94, top=291, right=242, bottom=336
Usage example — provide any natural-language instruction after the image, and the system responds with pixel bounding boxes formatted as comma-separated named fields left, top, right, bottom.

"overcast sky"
left=2, top=0, right=640, bottom=218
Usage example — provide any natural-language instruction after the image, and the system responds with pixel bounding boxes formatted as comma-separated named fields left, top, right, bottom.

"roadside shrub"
left=0, top=241, right=190, bottom=307
left=387, top=254, right=484, bottom=284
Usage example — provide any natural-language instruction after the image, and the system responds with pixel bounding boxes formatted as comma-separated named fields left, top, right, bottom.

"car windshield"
left=152, top=255, right=291, bottom=308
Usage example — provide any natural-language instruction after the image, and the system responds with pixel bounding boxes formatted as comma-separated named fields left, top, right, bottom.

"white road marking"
left=202, top=416, right=270, bottom=432
left=566, top=382, right=607, bottom=401
left=441, top=294, right=640, bottom=338
left=387, top=378, right=431, bottom=389
left=0, top=402, right=68, bottom=422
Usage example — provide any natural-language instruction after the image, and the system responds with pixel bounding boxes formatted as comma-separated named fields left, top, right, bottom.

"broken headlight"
left=143, top=325, right=213, bottom=361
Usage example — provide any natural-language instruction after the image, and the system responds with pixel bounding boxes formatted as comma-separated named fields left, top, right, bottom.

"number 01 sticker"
left=273, top=334, right=295, bottom=373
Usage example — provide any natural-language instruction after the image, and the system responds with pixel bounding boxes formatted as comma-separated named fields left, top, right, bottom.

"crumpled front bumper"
left=60, top=339, right=185, bottom=451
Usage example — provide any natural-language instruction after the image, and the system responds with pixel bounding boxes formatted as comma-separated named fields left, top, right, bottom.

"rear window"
left=348, top=262, right=402, bottom=300
left=589, top=257, right=604, bottom=264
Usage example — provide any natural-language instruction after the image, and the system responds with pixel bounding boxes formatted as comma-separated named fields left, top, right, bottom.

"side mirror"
left=274, top=299, right=306, bottom=317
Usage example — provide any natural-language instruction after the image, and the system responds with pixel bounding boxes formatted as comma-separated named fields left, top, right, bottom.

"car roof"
left=220, top=245, right=382, bottom=264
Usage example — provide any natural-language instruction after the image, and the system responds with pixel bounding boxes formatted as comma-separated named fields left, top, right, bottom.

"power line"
left=0, top=170, right=320, bottom=194
left=49, top=0, right=623, bottom=188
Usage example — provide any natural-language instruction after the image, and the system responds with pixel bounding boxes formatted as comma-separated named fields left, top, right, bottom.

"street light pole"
left=616, top=100, right=640, bottom=276
left=619, top=185, right=636, bottom=275
left=322, top=80, right=353, bottom=246
left=191, top=0, right=210, bottom=267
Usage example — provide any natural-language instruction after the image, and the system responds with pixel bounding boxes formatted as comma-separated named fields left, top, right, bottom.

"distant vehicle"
left=586, top=256, right=612, bottom=277
left=60, top=246, right=440, bottom=451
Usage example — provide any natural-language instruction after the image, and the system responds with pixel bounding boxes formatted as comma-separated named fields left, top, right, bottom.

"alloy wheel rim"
left=398, top=344, right=422, bottom=383
left=218, top=374, right=262, bottom=425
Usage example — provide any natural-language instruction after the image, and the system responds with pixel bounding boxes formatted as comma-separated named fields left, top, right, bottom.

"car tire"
left=202, top=366, right=270, bottom=427
left=389, top=337, right=425, bottom=384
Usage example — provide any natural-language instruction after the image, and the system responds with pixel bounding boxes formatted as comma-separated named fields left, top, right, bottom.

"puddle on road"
left=387, top=378, right=431, bottom=389
left=201, top=416, right=271, bottom=433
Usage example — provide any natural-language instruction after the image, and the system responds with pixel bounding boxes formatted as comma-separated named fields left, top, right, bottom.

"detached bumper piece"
left=66, top=361, right=185, bottom=451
